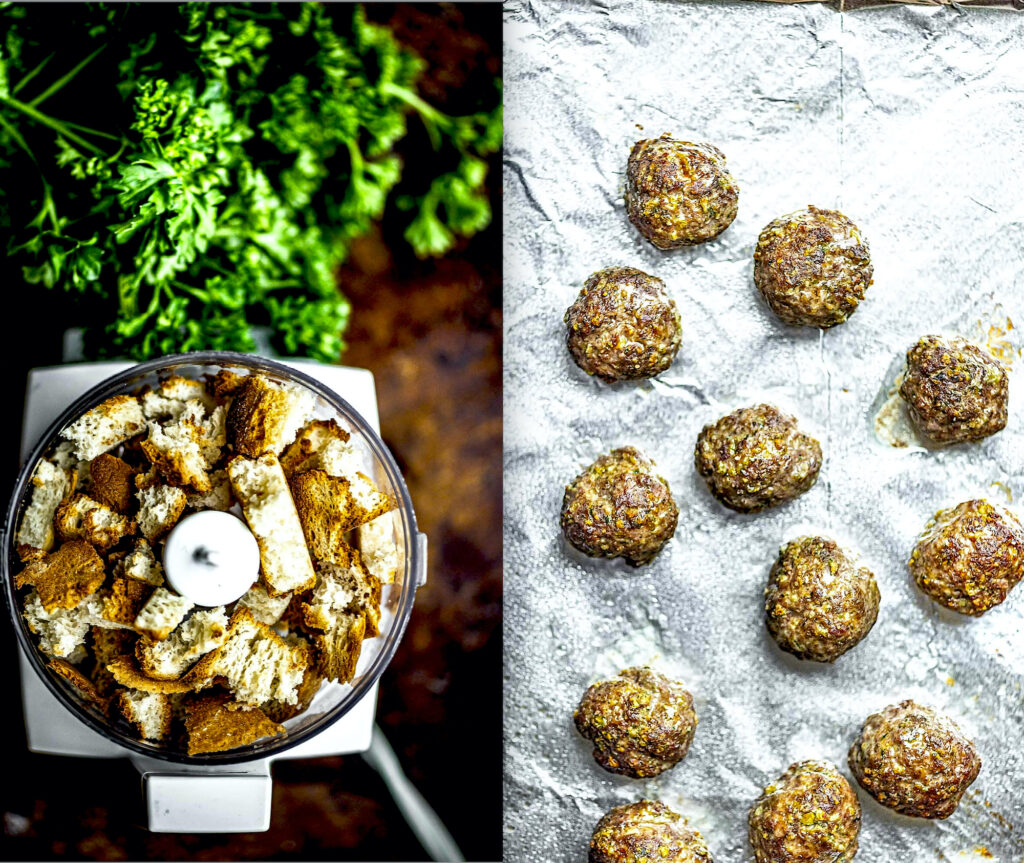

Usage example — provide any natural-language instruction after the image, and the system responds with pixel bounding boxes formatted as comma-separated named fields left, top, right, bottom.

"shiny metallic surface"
left=503, top=3, right=1024, bottom=860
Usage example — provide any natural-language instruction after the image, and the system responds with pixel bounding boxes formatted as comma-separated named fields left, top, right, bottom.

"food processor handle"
left=130, top=756, right=273, bottom=833
left=416, top=532, right=429, bottom=586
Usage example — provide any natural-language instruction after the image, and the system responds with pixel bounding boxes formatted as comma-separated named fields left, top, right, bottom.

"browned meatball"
left=574, top=667, right=697, bottom=778
left=565, top=266, right=682, bottom=383
left=694, top=405, right=822, bottom=513
left=848, top=700, right=981, bottom=819
left=765, top=537, right=880, bottom=663
left=625, top=135, right=738, bottom=249
left=909, top=499, right=1024, bottom=616
left=753, top=207, right=872, bottom=328
left=590, top=800, right=713, bottom=863
left=561, top=447, right=679, bottom=566
left=748, top=761, right=861, bottom=863
left=899, top=335, right=1009, bottom=444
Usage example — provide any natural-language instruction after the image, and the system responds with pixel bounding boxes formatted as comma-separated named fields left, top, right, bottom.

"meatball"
left=625, top=135, right=738, bottom=249
left=561, top=447, right=679, bottom=566
left=848, top=700, right=980, bottom=819
left=899, top=335, right=1009, bottom=445
left=694, top=404, right=822, bottom=513
left=574, top=667, right=697, bottom=778
left=753, top=207, right=872, bottom=328
left=748, top=761, right=861, bottom=863
left=590, top=800, right=713, bottom=863
left=565, top=267, right=682, bottom=383
left=765, top=537, right=880, bottom=662
left=909, top=499, right=1024, bottom=616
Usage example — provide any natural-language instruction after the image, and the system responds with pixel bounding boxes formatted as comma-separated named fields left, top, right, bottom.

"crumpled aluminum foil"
left=502, top=3, right=1024, bottom=860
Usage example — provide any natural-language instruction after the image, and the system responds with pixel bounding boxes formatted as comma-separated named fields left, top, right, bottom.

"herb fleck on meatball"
left=848, top=700, right=981, bottom=819
left=590, top=800, right=713, bottom=863
left=748, top=760, right=861, bottom=863
left=565, top=266, right=682, bottom=383
left=694, top=404, right=822, bottom=513
left=765, top=536, right=880, bottom=663
left=574, top=667, right=697, bottom=779
left=561, top=447, right=679, bottom=567
left=899, top=335, right=1009, bottom=445
left=625, top=135, right=738, bottom=250
left=909, top=499, right=1024, bottom=616
left=753, top=206, right=872, bottom=328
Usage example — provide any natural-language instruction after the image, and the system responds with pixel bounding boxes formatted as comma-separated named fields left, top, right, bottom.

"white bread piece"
left=23, top=592, right=128, bottom=658
left=141, top=376, right=215, bottom=420
left=115, top=689, right=171, bottom=740
left=359, top=513, right=400, bottom=585
left=304, top=548, right=382, bottom=638
left=60, top=395, right=145, bottom=461
left=199, top=608, right=309, bottom=706
left=280, top=419, right=351, bottom=476
left=236, top=585, right=292, bottom=625
left=17, top=459, right=73, bottom=555
left=311, top=437, right=366, bottom=478
left=134, top=588, right=194, bottom=641
left=122, top=539, right=165, bottom=586
left=227, top=455, right=316, bottom=596
left=54, top=494, right=135, bottom=550
left=187, top=468, right=233, bottom=511
left=136, top=607, right=229, bottom=679
left=177, top=400, right=227, bottom=468
left=136, top=484, right=187, bottom=541
left=141, top=418, right=210, bottom=492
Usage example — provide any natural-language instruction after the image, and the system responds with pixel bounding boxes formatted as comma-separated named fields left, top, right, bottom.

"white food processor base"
left=16, top=360, right=380, bottom=833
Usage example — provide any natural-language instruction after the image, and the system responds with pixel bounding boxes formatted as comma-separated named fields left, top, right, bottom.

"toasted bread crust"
left=15, top=541, right=106, bottom=613
left=207, top=369, right=246, bottom=401
left=184, top=692, right=286, bottom=755
left=102, top=577, right=154, bottom=627
left=314, top=613, right=366, bottom=683
left=48, top=658, right=106, bottom=706
left=227, top=376, right=294, bottom=457
left=54, top=494, right=136, bottom=550
left=106, top=655, right=205, bottom=693
left=89, top=454, right=136, bottom=513
left=280, top=419, right=351, bottom=476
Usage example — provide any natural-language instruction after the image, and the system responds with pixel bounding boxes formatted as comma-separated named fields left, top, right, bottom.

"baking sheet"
left=502, top=2, right=1024, bottom=860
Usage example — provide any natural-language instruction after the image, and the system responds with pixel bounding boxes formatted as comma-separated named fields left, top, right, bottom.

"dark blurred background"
left=0, top=4, right=501, bottom=861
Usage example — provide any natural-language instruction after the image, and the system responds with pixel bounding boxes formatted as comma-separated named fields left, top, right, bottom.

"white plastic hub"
left=163, top=511, right=260, bottom=606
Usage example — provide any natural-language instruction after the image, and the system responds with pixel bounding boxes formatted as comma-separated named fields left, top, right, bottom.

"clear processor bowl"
left=1, top=352, right=424, bottom=765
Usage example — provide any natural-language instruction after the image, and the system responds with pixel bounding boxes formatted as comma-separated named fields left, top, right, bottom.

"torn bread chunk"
left=54, top=494, right=135, bottom=551
left=134, top=588, right=194, bottom=641
left=121, top=538, right=164, bottom=586
left=184, top=692, right=285, bottom=755
left=24, top=592, right=126, bottom=658
left=141, top=418, right=211, bottom=492
left=88, top=454, right=136, bottom=512
left=226, top=375, right=315, bottom=457
left=60, top=395, right=145, bottom=461
left=103, top=577, right=154, bottom=627
left=227, top=455, right=316, bottom=596
left=263, top=664, right=324, bottom=723
left=359, top=513, right=400, bottom=585
left=115, top=689, right=172, bottom=740
left=303, top=545, right=382, bottom=638
left=16, top=458, right=74, bottom=559
left=105, top=655, right=202, bottom=694
left=90, top=627, right=136, bottom=695
left=207, top=368, right=246, bottom=401
left=15, top=540, right=106, bottom=613
left=183, top=401, right=227, bottom=468
left=186, top=468, right=233, bottom=511
left=48, top=658, right=105, bottom=706
left=191, top=608, right=310, bottom=706
left=136, top=484, right=187, bottom=541
left=291, top=469, right=395, bottom=563
left=136, top=607, right=229, bottom=680
left=280, top=419, right=351, bottom=476
left=236, top=585, right=292, bottom=626
left=313, top=612, right=366, bottom=684
left=141, top=376, right=215, bottom=420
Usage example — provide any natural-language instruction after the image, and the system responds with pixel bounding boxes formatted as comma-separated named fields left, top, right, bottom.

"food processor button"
left=163, top=511, right=261, bottom=606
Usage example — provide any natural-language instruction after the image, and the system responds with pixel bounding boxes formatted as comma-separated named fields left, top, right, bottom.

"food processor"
left=2, top=352, right=428, bottom=833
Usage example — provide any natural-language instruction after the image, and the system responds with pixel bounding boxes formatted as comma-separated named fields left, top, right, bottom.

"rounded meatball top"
left=574, top=666, right=697, bottom=778
left=625, top=134, right=739, bottom=249
left=899, top=335, right=1008, bottom=444
left=590, top=800, right=713, bottom=863
left=848, top=699, right=981, bottom=819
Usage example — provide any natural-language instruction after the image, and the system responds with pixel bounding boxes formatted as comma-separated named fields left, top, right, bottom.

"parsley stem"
left=11, top=52, right=55, bottom=96
left=379, top=82, right=447, bottom=150
left=0, top=95, right=105, bottom=155
left=28, top=45, right=106, bottom=108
